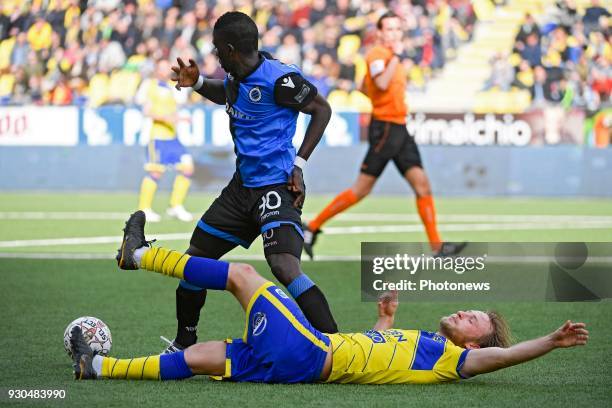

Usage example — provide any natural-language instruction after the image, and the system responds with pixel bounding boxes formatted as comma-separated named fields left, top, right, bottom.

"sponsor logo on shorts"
left=259, top=191, right=281, bottom=216
left=261, top=210, right=280, bottom=221
left=252, top=312, right=267, bottom=336
left=263, top=240, right=278, bottom=249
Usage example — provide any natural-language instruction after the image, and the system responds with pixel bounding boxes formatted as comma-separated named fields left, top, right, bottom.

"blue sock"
left=159, top=351, right=194, bottom=380
left=287, top=274, right=315, bottom=298
left=183, top=257, right=229, bottom=290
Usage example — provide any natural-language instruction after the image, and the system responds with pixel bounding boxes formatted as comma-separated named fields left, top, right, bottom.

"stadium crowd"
left=485, top=0, right=610, bottom=111
left=0, top=0, right=477, bottom=107
left=0, top=1, right=608, bottom=111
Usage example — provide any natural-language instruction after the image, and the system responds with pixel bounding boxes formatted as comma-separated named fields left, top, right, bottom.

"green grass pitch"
left=0, top=193, right=610, bottom=406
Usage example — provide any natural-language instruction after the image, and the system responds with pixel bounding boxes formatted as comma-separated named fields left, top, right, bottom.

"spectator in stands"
left=485, top=52, right=514, bottom=91
left=515, top=13, right=540, bottom=46
left=27, top=14, right=52, bottom=52
left=531, top=66, right=553, bottom=105
left=276, top=32, right=301, bottom=66
left=583, top=0, right=610, bottom=34
left=10, top=31, right=29, bottom=67
left=519, top=33, right=542, bottom=67
left=0, top=0, right=482, bottom=107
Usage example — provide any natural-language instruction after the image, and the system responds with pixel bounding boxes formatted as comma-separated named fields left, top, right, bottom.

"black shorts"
left=190, top=172, right=303, bottom=258
left=360, top=119, right=422, bottom=177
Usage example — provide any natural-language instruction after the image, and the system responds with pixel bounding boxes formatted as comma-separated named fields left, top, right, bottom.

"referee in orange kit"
left=303, top=11, right=466, bottom=258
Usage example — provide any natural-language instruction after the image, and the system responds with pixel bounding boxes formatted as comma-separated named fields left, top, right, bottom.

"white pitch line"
left=0, top=233, right=191, bottom=248
left=320, top=214, right=612, bottom=223
left=0, top=252, right=359, bottom=261
left=323, top=221, right=612, bottom=235
left=0, top=211, right=129, bottom=220
left=2, top=211, right=612, bottom=223
left=1, top=221, right=612, bottom=248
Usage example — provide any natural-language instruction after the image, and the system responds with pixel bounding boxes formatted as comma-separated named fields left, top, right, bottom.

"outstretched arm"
left=373, top=290, right=398, bottom=331
left=171, top=58, right=226, bottom=105
left=461, top=321, right=589, bottom=378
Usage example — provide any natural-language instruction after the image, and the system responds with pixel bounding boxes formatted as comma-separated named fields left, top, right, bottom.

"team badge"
left=275, top=288, right=289, bottom=299
left=252, top=312, right=267, bottom=336
left=248, top=87, right=262, bottom=102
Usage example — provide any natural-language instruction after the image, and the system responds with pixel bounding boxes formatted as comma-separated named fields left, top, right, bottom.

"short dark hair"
left=377, top=11, right=399, bottom=29
left=213, top=11, right=258, bottom=53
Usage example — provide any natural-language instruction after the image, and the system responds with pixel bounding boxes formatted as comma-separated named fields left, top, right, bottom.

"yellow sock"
left=140, top=247, right=190, bottom=280
left=138, top=177, right=158, bottom=210
left=101, top=355, right=161, bottom=380
left=169, top=174, right=191, bottom=207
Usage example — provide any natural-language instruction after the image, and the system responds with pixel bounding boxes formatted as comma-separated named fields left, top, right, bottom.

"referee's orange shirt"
left=364, top=45, right=408, bottom=125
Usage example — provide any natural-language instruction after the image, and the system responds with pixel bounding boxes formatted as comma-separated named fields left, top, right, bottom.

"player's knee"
left=266, top=253, right=301, bottom=287
left=229, top=262, right=259, bottom=284
left=148, top=171, right=162, bottom=180
left=178, top=155, right=194, bottom=177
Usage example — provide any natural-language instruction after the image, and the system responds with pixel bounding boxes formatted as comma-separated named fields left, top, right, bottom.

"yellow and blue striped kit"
left=326, top=329, right=469, bottom=384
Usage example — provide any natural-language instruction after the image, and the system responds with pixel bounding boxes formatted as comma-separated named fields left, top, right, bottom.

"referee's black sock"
left=295, top=286, right=339, bottom=334
left=175, top=284, right=207, bottom=348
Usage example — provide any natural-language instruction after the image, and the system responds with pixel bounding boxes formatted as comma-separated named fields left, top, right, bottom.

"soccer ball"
left=63, top=316, right=112, bottom=357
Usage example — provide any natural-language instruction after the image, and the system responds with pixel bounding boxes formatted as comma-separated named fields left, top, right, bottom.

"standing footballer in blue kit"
left=157, top=11, right=337, bottom=352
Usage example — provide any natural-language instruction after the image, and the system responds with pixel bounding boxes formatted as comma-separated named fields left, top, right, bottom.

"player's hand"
left=287, top=166, right=305, bottom=209
left=171, top=58, right=200, bottom=90
left=550, top=320, right=589, bottom=348
left=377, top=290, right=399, bottom=319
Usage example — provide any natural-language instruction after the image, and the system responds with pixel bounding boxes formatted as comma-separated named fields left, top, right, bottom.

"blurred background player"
left=135, top=58, right=194, bottom=223
left=303, top=12, right=466, bottom=259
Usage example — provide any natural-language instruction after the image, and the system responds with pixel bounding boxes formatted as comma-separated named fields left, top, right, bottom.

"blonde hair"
left=478, top=311, right=513, bottom=348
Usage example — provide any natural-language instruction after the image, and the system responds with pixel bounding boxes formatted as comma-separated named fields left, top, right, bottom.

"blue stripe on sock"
left=260, top=221, right=304, bottom=239
left=286, top=274, right=315, bottom=298
left=197, top=220, right=251, bottom=248
left=159, top=351, right=193, bottom=380
left=183, top=257, right=229, bottom=290
left=179, top=279, right=204, bottom=291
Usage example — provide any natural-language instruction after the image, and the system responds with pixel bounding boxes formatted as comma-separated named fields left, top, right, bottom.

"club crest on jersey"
left=248, top=87, right=262, bottom=102
left=275, top=288, right=289, bottom=299
left=252, top=312, right=267, bottom=336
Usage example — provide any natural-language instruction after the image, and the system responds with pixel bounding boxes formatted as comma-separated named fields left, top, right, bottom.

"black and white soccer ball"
left=63, top=316, right=112, bottom=358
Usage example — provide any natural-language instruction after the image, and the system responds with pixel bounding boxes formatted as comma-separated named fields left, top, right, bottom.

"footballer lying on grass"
left=69, top=211, right=589, bottom=384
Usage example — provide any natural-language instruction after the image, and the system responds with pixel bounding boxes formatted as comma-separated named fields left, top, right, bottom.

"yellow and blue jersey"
left=325, top=329, right=469, bottom=384
left=141, top=78, right=178, bottom=141
left=216, top=282, right=330, bottom=383
left=138, top=78, right=188, bottom=172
